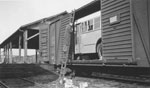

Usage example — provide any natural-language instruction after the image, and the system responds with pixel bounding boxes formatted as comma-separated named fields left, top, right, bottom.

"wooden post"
left=6, top=45, right=8, bottom=63
left=6, top=44, right=9, bottom=64
left=19, top=35, right=22, bottom=62
left=4, top=46, right=6, bottom=63
left=35, top=49, right=38, bottom=63
left=24, top=30, right=28, bottom=63
left=0, top=47, right=1, bottom=62
left=9, top=42, right=13, bottom=63
left=6, top=45, right=8, bottom=64
left=5, top=45, right=7, bottom=63
left=7, top=44, right=9, bottom=64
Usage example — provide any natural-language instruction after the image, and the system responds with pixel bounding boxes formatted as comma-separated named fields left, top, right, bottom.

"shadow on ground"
left=0, top=64, right=58, bottom=82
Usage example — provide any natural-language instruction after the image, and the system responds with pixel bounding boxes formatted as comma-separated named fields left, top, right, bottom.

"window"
left=84, top=21, right=87, bottom=31
left=82, top=22, right=87, bottom=33
left=94, top=16, right=101, bottom=30
left=88, top=19, right=93, bottom=31
left=81, top=23, right=84, bottom=32
left=74, top=24, right=78, bottom=44
left=75, top=24, right=80, bottom=44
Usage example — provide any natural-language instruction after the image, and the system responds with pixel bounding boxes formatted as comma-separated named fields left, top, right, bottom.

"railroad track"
left=18, top=78, right=35, bottom=85
left=70, top=76, right=150, bottom=88
left=76, top=72, right=150, bottom=85
left=68, top=66, right=150, bottom=85
left=69, top=68, right=150, bottom=86
left=0, top=81, right=9, bottom=88
left=92, top=74, right=150, bottom=85
left=0, top=78, right=35, bottom=88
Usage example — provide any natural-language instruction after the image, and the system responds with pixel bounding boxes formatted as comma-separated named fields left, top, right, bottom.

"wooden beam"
left=27, top=33, right=39, bottom=41
left=19, top=35, right=22, bottom=62
left=35, top=49, right=38, bottom=63
left=5, top=45, right=7, bottom=64
left=9, top=42, right=13, bottom=63
left=4, top=46, right=6, bottom=63
left=5, top=45, right=7, bottom=63
left=6, top=45, right=8, bottom=63
left=7, top=43, right=10, bottom=64
left=0, top=47, right=1, bottom=62
left=24, top=30, right=28, bottom=63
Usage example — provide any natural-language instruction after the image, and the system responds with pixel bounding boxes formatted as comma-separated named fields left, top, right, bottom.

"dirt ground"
left=27, top=77, right=150, bottom=88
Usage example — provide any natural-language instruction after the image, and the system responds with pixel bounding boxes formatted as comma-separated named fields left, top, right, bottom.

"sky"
left=0, top=0, right=93, bottom=56
left=0, top=0, right=93, bottom=44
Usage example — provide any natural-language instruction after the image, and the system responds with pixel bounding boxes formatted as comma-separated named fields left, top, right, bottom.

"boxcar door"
left=57, top=14, right=72, bottom=65
left=49, top=23, right=56, bottom=64
left=101, top=0, right=134, bottom=63
left=49, top=20, right=61, bottom=64
left=39, top=23, right=49, bottom=63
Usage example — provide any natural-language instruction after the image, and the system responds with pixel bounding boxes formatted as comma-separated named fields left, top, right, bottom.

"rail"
left=0, top=81, right=9, bottom=88
left=18, top=78, right=35, bottom=85
left=0, top=78, right=35, bottom=88
left=78, top=72, right=150, bottom=85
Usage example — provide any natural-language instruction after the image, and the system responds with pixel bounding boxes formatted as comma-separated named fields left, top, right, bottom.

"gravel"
left=27, top=77, right=150, bottom=88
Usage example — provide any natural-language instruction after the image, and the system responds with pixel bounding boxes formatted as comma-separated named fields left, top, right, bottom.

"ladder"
left=59, top=11, right=75, bottom=80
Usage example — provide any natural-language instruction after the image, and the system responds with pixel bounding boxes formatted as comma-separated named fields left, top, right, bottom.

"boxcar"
left=39, top=0, right=150, bottom=68
left=39, top=12, right=73, bottom=65
left=67, top=0, right=150, bottom=68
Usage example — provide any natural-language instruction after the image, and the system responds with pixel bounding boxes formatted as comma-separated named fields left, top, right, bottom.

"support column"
left=7, top=44, right=9, bottom=64
left=35, top=49, right=38, bottom=63
left=4, top=46, right=6, bottom=63
left=19, top=35, right=22, bottom=62
left=5, top=45, right=7, bottom=63
left=0, top=47, right=1, bottom=62
left=24, top=30, right=28, bottom=63
left=6, top=45, right=8, bottom=64
left=9, top=42, right=13, bottom=63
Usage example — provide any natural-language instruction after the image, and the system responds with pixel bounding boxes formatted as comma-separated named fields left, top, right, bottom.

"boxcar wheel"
left=97, top=43, right=102, bottom=60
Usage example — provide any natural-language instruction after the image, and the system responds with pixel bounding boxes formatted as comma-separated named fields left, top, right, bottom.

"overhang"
left=0, top=11, right=68, bottom=49
left=74, top=0, right=101, bottom=20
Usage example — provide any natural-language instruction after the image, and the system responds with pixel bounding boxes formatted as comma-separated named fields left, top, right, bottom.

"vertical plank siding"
left=101, top=0, right=133, bottom=63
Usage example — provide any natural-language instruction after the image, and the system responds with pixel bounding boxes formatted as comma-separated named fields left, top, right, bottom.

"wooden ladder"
left=59, top=11, right=75, bottom=80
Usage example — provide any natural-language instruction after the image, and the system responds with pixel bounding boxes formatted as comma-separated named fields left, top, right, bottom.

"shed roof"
left=0, top=11, right=68, bottom=49
left=0, top=0, right=101, bottom=49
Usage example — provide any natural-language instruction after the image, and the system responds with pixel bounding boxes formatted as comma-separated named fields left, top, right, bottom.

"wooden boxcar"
left=38, top=0, right=150, bottom=68
left=101, top=0, right=150, bottom=67
left=39, top=12, right=73, bottom=65
left=66, top=0, right=150, bottom=68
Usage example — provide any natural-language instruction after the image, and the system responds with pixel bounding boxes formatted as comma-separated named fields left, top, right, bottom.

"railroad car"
left=65, top=0, right=150, bottom=76
left=0, top=0, right=150, bottom=77
left=66, top=0, right=150, bottom=68
left=37, top=0, right=150, bottom=71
